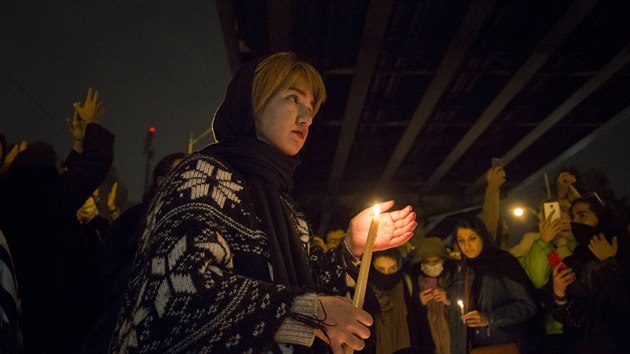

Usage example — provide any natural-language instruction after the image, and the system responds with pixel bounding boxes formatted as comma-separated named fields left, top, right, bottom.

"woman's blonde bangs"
left=252, top=52, right=327, bottom=118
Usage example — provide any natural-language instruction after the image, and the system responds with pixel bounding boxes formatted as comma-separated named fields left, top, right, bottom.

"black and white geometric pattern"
left=110, top=151, right=347, bottom=354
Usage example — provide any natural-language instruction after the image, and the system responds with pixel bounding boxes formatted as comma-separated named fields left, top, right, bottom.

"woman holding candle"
left=110, top=52, right=417, bottom=354
left=448, top=217, right=538, bottom=354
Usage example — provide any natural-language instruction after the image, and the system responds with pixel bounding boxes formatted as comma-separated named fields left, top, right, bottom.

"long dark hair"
left=454, top=216, right=533, bottom=290
left=453, top=216, right=492, bottom=255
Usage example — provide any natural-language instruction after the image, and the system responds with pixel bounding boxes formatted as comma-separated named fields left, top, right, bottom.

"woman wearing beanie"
left=407, top=237, right=454, bottom=354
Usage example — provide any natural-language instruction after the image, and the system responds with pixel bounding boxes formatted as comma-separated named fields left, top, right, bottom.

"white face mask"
left=421, top=262, right=444, bottom=278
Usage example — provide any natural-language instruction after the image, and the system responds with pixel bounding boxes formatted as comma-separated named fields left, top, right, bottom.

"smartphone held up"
left=547, top=252, right=567, bottom=271
left=543, top=201, right=561, bottom=222
left=423, top=277, right=438, bottom=291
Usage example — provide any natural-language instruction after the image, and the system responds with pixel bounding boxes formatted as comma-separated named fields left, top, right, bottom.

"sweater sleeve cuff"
left=274, top=293, right=317, bottom=347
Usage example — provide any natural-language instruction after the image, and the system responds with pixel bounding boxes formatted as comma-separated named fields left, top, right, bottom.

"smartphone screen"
left=423, top=277, right=438, bottom=290
left=543, top=201, right=561, bottom=222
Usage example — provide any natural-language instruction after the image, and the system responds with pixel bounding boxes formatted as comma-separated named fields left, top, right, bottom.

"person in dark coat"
left=80, top=152, right=186, bottom=354
left=550, top=194, right=630, bottom=354
left=359, top=248, right=418, bottom=354
left=406, top=237, right=455, bottom=354
left=449, top=217, right=538, bottom=354
left=0, top=88, right=113, bottom=353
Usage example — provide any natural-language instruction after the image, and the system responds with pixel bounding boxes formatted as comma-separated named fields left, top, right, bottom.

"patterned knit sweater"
left=110, top=150, right=349, bottom=353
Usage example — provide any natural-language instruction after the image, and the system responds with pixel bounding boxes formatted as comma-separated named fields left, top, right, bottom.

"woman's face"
left=373, top=256, right=399, bottom=275
left=255, top=82, right=314, bottom=156
left=456, top=227, right=484, bottom=259
left=422, top=256, right=443, bottom=267
left=571, top=201, right=599, bottom=227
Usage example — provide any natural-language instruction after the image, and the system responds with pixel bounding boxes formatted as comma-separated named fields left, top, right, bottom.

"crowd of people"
left=357, top=168, right=630, bottom=354
left=0, top=52, right=628, bottom=354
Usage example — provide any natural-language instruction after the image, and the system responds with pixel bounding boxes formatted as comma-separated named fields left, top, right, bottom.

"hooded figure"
left=110, top=52, right=418, bottom=354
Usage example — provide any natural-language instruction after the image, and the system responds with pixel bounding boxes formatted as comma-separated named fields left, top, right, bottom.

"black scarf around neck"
left=207, top=139, right=313, bottom=288
left=206, top=55, right=314, bottom=288
left=465, top=242, right=535, bottom=308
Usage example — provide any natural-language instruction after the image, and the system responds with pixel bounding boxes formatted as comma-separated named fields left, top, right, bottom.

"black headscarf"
left=205, top=55, right=313, bottom=288
left=370, top=249, right=405, bottom=291
left=455, top=217, right=535, bottom=305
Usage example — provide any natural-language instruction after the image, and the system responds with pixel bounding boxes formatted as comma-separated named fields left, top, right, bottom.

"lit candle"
left=345, top=204, right=380, bottom=354
left=457, top=299, right=465, bottom=323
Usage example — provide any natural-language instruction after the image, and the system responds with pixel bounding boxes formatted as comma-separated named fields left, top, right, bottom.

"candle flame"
left=373, top=204, right=380, bottom=217
left=457, top=300, right=463, bottom=307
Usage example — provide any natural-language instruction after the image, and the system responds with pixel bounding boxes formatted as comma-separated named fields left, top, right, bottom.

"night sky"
left=1, top=1, right=232, bottom=202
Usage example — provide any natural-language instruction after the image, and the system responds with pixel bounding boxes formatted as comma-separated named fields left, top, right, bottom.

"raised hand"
left=539, top=211, right=562, bottom=243
left=68, top=106, right=86, bottom=142
left=1, top=141, right=27, bottom=173
left=345, top=200, right=417, bottom=257
left=315, top=295, right=373, bottom=354
left=76, top=190, right=100, bottom=224
left=556, top=171, right=578, bottom=199
left=588, top=234, right=618, bottom=261
left=74, top=87, right=104, bottom=125
left=486, top=166, right=506, bottom=189
left=68, top=88, right=105, bottom=151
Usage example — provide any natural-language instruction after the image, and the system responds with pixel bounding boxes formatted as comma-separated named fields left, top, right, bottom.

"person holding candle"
left=448, top=217, right=538, bottom=354
left=109, top=52, right=417, bottom=354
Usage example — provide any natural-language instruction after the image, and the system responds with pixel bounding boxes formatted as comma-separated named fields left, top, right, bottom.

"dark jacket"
left=0, top=123, right=114, bottom=353
left=358, top=268, right=425, bottom=354
left=448, top=263, right=538, bottom=354
left=406, top=260, right=455, bottom=354
left=551, top=254, right=630, bottom=354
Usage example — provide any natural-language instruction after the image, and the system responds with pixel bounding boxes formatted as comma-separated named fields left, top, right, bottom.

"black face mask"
left=369, top=267, right=401, bottom=290
left=571, top=222, right=606, bottom=245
